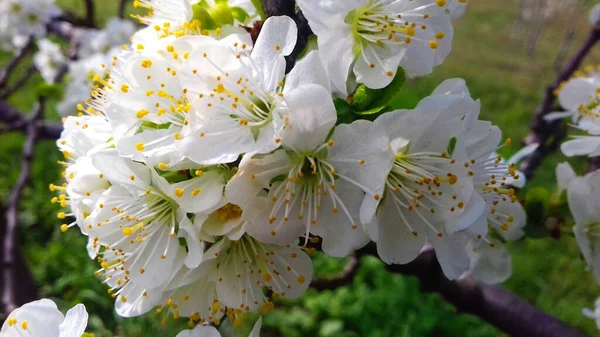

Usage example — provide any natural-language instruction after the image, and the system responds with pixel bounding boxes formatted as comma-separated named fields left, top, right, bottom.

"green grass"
left=2, top=0, right=600, bottom=336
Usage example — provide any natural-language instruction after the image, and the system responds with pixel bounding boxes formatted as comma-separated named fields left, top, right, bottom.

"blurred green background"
left=2, top=0, right=600, bottom=336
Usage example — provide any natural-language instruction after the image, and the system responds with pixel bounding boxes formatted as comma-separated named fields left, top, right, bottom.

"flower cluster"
left=549, top=67, right=600, bottom=158
left=0, top=299, right=88, bottom=337
left=0, top=0, right=60, bottom=50
left=48, top=0, right=530, bottom=331
left=556, top=162, right=600, bottom=283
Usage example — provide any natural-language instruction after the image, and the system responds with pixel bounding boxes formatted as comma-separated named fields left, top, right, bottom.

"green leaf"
left=36, top=83, right=63, bottom=99
left=192, top=4, right=218, bottom=29
left=230, top=6, right=250, bottom=23
left=351, top=84, right=379, bottom=112
left=334, top=98, right=355, bottom=125
left=250, top=0, right=266, bottom=20
left=351, top=67, right=406, bottom=118
left=447, top=137, right=457, bottom=157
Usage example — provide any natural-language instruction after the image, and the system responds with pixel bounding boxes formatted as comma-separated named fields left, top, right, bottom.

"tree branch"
left=0, top=66, right=37, bottom=100
left=310, top=255, right=360, bottom=291
left=118, top=0, right=128, bottom=19
left=0, top=101, right=63, bottom=139
left=2, top=98, right=45, bottom=316
left=521, top=23, right=600, bottom=179
left=355, top=243, right=590, bottom=337
left=84, top=0, right=95, bottom=27
left=0, top=38, right=35, bottom=90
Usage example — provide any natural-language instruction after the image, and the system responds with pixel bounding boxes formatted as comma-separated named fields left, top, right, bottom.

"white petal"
left=170, top=172, right=225, bottom=213
left=328, top=120, right=394, bottom=198
left=226, top=150, right=293, bottom=207
left=469, top=241, right=512, bottom=284
left=115, top=282, right=162, bottom=317
left=249, top=317, right=263, bottom=337
left=448, top=192, right=486, bottom=233
left=373, top=195, right=427, bottom=264
left=430, top=230, right=470, bottom=280
left=176, top=325, right=221, bottom=337
left=432, top=78, right=470, bottom=96
left=91, top=149, right=151, bottom=190
left=1, top=299, right=64, bottom=337
left=282, top=84, right=336, bottom=152
left=353, top=41, right=405, bottom=89
left=558, top=78, right=597, bottom=111
left=556, top=162, right=576, bottom=193
left=251, top=16, right=297, bottom=91
left=310, top=181, right=370, bottom=257
left=58, top=304, right=88, bottom=337
left=285, top=50, right=331, bottom=93
left=315, top=27, right=355, bottom=96
left=561, top=137, right=600, bottom=157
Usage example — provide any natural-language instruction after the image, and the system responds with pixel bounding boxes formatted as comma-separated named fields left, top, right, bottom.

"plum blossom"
left=0, top=299, right=88, bottom=337
left=559, top=162, right=600, bottom=283
left=33, top=38, right=66, bottom=84
left=297, top=0, right=454, bottom=95
left=549, top=71, right=600, bottom=157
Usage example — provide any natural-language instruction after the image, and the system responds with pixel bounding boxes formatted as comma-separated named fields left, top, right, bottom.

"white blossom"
left=550, top=71, right=600, bottom=157
left=33, top=38, right=66, bottom=84
left=227, top=92, right=391, bottom=257
left=0, top=0, right=60, bottom=50
left=176, top=16, right=330, bottom=165
left=297, top=0, right=454, bottom=95
left=0, top=299, right=88, bottom=337
left=176, top=317, right=263, bottom=337
left=561, top=162, right=600, bottom=283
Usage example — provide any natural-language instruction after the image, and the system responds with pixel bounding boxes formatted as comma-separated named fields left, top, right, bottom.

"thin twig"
left=310, top=255, right=360, bottom=291
left=2, top=98, right=45, bottom=316
left=0, top=38, right=35, bottom=90
left=0, top=66, right=37, bottom=100
left=521, top=23, right=600, bottom=179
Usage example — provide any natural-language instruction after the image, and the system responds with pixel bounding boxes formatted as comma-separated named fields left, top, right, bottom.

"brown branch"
left=2, top=98, right=45, bottom=316
left=310, top=255, right=360, bottom=291
left=84, top=0, right=95, bottom=26
left=355, top=243, right=590, bottom=337
left=0, top=101, right=63, bottom=139
left=0, top=38, right=35, bottom=90
left=521, top=23, right=600, bottom=179
left=0, top=66, right=37, bottom=100
left=118, top=0, right=127, bottom=19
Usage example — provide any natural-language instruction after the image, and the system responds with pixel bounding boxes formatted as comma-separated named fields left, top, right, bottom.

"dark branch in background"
left=0, top=102, right=62, bottom=139
left=0, top=38, right=35, bottom=90
left=354, top=245, right=591, bottom=337
left=521, top=23, right=600, bottom=179
left=304, top=239, right=590, bottom=337
left=310, top=255, right=360, bottom=291
left=118, top=0, right=128, bottom=19
left=0, top=66, right=37, bottom=100
left=590, top=157, right=600, bottom=173
left=1, top=98, right=45, bottom=317
left=260, top=0, right=313, bottom=72
left=84, top=0, right=95, bottom=27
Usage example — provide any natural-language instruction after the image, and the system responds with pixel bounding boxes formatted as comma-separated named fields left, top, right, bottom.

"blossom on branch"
left=0, top=299, right=88, bottom=337
left=297, top=0, right=454, bottom=95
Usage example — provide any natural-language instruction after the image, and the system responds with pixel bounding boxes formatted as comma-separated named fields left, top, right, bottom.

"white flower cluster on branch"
left=45, top=0, right=539, bottom=332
